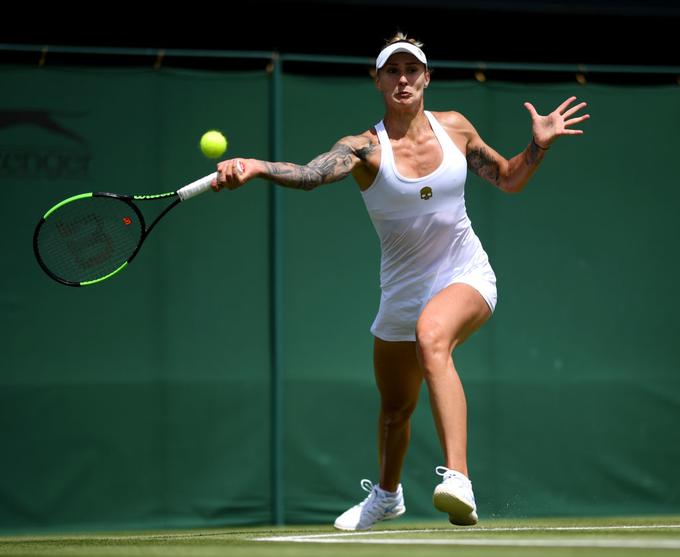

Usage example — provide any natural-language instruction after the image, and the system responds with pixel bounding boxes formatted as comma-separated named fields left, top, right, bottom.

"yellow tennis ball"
left=200, top=130, right=228, bottom=158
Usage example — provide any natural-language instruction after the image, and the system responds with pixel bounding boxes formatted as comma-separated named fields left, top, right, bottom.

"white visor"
left=376, top=42, right=427, bottom=71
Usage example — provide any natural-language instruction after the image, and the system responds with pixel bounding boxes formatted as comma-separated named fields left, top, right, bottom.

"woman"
left=212, top=33, right=589, bottom=530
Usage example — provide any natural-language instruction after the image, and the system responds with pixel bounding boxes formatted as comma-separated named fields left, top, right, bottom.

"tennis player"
left=212, top=33, right=589, bottom=530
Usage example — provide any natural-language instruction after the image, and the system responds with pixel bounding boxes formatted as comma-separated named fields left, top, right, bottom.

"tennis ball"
left=200, top=130, right=228, bottom=158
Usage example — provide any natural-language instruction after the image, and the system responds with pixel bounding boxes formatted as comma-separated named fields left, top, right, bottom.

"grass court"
left=2, top=516, right=679, bottom=556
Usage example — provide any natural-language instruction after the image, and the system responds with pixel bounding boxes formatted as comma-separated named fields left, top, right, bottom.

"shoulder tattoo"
left=354, top=138, right=377, bottom=161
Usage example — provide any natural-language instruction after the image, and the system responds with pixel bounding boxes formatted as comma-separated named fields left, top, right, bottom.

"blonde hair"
left=384, top=32, right=424, bottom=50
left=372, top=32, right=428, bottom=78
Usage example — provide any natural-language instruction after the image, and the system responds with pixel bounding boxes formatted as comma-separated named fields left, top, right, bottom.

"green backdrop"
left=1, top=63, right=678, bottom=533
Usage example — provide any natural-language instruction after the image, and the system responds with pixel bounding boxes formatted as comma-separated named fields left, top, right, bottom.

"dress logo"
left=420, top=186, right=433, bottom=200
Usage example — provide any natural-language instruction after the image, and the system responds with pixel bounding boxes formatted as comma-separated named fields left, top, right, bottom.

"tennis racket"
left=33, top=165, right=238, bottom=287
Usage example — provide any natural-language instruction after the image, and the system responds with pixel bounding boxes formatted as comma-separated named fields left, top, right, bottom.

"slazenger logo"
left=0, top=109, right=92, bottom=180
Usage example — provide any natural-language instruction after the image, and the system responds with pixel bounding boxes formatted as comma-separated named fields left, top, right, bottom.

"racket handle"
left=177, top=162, right=245, bottom=201
left=177, top=172, right=217, bottom=201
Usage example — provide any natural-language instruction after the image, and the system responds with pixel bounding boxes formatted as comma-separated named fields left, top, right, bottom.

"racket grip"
left=177, top=162, right=244, bottom=201
left=177, top=172, right=217, bottom=201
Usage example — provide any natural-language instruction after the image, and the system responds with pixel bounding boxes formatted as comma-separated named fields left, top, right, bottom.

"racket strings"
left=36, top=197, right=143, bottom=283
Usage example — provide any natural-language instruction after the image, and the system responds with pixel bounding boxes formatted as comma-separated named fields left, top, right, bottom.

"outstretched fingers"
left=524, top=101, right=539, bottom=118
left=565, top=113, right=590, bottom=128
left=525, top=95, right=591, bottom=147
left=556, top=95, right=580, bottom=113
left=563, top=101, right=588, bottom=119
left=561, top=128, right=585, bottom=135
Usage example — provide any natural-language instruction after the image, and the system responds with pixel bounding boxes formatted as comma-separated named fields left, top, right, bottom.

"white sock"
left=376, top=485, right=400, bottom=497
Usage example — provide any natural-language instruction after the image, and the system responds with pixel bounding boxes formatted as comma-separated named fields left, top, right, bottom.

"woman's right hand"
left=211, top=158, right=259, bottom=191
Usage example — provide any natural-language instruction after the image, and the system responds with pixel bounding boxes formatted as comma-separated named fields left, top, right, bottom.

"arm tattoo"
left=525, top=140, right=545, bottom=166
left=467, top=146, right=500, bottom=186
left=263, top=141, right=365, bottom=191
left=355, top=140, right=376, bottom=161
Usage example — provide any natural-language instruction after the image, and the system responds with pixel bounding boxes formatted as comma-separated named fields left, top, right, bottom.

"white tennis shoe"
left=334, top=479, right=405, bottom=531
left=432, top=466, right=478, bottom=526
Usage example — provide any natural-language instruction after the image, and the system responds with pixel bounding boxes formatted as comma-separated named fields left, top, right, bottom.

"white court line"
left=257, top=524, right=680, bottom=539
left=253, top=524, right=680, bottom=549
left=453, top=524, right=680, bottom=533
left=254, top=536, right=680, bottom=549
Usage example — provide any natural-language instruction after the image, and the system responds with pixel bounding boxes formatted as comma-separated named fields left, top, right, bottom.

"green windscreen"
left=1, top=64, right=678, bottom=533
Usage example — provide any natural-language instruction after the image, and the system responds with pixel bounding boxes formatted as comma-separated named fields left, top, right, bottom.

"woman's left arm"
left=464, top=96, right=590, bottom=193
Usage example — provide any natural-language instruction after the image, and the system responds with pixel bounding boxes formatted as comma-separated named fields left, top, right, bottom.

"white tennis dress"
left=360, top=111, right=497, bottom=342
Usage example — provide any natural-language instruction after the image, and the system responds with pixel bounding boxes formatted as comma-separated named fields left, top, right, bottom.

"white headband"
left=376, top=42, right=427, bottom=71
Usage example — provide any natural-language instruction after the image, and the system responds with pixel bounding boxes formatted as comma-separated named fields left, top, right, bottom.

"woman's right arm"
left=212, top=134, right=375, bottom=192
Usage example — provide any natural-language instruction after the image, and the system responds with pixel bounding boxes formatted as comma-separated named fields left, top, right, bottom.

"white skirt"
left=370, top=261, right=497, bottom=342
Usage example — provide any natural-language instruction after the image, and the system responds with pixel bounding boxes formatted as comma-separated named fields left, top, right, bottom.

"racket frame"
left=33, top=171, right=216, bottom=287
left=33, top=191, right=179, bottom=287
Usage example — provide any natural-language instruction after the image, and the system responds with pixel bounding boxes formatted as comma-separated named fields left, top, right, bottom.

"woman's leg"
left=415, top=283, right=491, bottom=476
left=334, top=337, right=421, bottom=531
left=373, top=337, right=423, bottom=492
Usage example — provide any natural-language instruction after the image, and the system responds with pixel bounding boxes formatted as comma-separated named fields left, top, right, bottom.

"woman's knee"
left=415, top=315, right=451, bottom=368
left=377, top=377, right=420, bottom=424
left=380, top=399, right=418, bottom=425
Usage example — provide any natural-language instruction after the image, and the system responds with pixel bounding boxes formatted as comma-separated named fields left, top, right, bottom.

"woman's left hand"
left=524, top=96, right=590, bottom=149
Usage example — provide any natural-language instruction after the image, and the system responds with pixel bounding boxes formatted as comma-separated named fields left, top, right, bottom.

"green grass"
left=1, top=516, right=679, bottom=557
